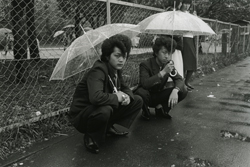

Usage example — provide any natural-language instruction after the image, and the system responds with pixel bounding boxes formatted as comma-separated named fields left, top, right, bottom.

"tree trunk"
left=11, top=0, right=27, bottom=84
left=25, top=0, right=40, bottom=61
left=74, top=0, right=82, bottom=38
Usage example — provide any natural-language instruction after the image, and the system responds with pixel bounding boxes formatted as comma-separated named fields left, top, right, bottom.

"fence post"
left=243, top=26, right=246, bottom=53
left=214, top=19, right=218, bottom=63
left=248, top=25, right=250, bottom=52
left=106, top=0, right=111, bottom=24
left=237, top=25, right=240, bottom=55
left=228, top=24, right=231, bottom=56
left=222, top=32, right=227, bottom=56
left=196, top=36, right=199, bottom=68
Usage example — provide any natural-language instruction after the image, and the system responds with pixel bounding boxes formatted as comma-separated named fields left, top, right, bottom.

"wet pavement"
left=1, top=57, right=250, bottom=167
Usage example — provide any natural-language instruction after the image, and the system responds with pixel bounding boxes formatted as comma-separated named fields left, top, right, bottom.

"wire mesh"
left=0, top=0, right=249, bottom=138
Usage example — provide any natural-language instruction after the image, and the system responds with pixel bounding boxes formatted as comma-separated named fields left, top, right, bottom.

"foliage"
left=120, top=0, right=250, bottom=22
left=195, top=0, right=250, bottom=22
left=0, top=115, right=72, bottom=160
left=35, top=0, right=71, bottom=42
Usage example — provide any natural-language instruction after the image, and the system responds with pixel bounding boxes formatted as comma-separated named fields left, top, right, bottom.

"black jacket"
left=69, top=60, right=134, bottom=117
left=139, top=57, right=185, bottom=93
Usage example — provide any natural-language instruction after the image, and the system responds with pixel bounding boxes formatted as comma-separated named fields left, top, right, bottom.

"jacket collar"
left=150, top=57, right=161, bottom=74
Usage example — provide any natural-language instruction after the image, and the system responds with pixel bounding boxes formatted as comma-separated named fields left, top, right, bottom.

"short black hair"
left=101, top=34, right=132, bottom=62
left=152, top=36, right=176, bottom=57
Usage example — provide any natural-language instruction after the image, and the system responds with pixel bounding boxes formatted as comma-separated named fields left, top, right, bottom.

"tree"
left=26, top=0, right=40, bottom=60
left=120, top=0, right=250, bottom=22
left=56, top=0, right=106, bottom=38
left=11, top=0, right=40, bottom=83
left=11, top=0, right=27, bottom=83
left=192, top=0, right=250, bottom=22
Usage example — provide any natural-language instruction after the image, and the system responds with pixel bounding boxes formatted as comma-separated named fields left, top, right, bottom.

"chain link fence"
left=0, top=0, right=249, bottom=159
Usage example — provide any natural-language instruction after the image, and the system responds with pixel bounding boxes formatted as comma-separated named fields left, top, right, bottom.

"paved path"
left=1, top=57, right=250, bottom=167
left=0, top=48, right=152, bottom=60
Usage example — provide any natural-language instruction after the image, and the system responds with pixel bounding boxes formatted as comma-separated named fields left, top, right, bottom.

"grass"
left=0, top=51, right=249, bottom=160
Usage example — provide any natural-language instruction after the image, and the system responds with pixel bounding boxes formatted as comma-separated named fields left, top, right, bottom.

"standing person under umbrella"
left=68, top=34, right=143, bottom=154
left=180, top=0, right=197, bottom=90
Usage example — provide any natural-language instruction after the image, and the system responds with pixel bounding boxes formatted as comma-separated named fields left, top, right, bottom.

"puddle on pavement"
left=228, top=93, right=250, bottom=103
left=219, top=101, right=250, bottom=109
left=236, top=63, right=248, bottom=67
left=182, top=157, right=214, bottom=167
left=220, top=130, right=250, bottom=142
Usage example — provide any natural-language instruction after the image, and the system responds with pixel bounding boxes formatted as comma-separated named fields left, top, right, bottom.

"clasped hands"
left=159, top=61, right=175, bottom=77
left=115, top=91, right=130, bottom=105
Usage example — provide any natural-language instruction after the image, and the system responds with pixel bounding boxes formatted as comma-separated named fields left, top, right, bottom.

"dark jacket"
left=139, top=57, right=185, bottom=93
left=69, top=60, right=134, bottom=117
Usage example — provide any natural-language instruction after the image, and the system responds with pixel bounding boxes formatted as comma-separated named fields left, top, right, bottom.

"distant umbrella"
left=53, top=30, right=65, bottom=38
left=62, top=24, right=75, bottom=29
left=0, top=28, right=12, bottom=35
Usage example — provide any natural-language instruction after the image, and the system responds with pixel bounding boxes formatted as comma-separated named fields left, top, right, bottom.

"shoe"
left=155, top=108, right=172, bottom=119
left=187, top=86, right=193, bottom=92
left=185, top=83, right=194, bottom=89
left=141, top=104, right=151, bottom=120
left=84, top=134, right=99, bottom=154
left=141, top=109, right=150, bottom=120
left=107, top=125, right=129, bottom=136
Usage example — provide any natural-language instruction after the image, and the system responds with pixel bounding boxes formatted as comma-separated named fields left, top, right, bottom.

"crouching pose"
left=68, top=34, right=143, bottom=154
left=134, top=36, right=188, bottom=120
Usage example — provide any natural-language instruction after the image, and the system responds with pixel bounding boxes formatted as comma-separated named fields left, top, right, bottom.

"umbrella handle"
left=167, top=60, right=178, bottom=77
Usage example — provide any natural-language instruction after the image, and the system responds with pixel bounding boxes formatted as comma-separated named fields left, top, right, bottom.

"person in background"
left=68, top=34, right=143, bottom=154
left=134, top=36, right=188, bottom=120
left=180, top=0, right=197, bottom=90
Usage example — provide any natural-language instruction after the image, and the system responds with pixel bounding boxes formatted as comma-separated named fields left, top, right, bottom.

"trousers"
left=134, top=87, right=188, bottom=113
left=70, top=95, right=142, bottom=146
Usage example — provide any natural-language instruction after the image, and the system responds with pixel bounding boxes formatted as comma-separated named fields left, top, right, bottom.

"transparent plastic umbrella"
left=50, top=23, right=140, bottom=80
left=138, top=10, right=215, bottom=36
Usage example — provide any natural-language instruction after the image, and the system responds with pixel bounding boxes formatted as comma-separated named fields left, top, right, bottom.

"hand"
left=115, top=91, right=125, bottom=102
left=160, top=61, right=175, bottom=77
left=168, top=89, right=179, bottom=108
left=121, top=93, right=130, bottom=106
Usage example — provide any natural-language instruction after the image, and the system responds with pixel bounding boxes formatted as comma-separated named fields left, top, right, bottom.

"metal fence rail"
left=0, top=0, right=249, bottom=132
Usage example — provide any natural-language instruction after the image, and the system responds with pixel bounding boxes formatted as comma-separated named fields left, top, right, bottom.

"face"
left=181, top=3, right=190, bottom=11
left=108, top=47, right=127, bottom=70
left=155, top=46, right=171, bottom=65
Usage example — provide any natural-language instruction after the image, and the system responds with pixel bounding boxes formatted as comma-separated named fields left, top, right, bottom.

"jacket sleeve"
left=171, top=73, right=185, bottom=92
left=87, top=68, right=119, bottom=108
left=139, top=62, right=162, bottom=90
left=120, top=77, right=135, bottom=100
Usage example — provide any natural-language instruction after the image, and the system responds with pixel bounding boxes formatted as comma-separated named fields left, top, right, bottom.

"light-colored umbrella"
left=138, top=11, right=215, bottom=36
left=53, top=30, right=65, bottom=38
left=50, top=23, right=140, bottom=80
left=83, top=27, right=92, bottom=32
left=62, top=24, right=75, bottom=29
left=0, top=28, right=12, bottom=35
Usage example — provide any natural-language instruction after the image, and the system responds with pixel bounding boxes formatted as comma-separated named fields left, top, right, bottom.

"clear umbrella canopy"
left=50, top=23, right=140, bottom=80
